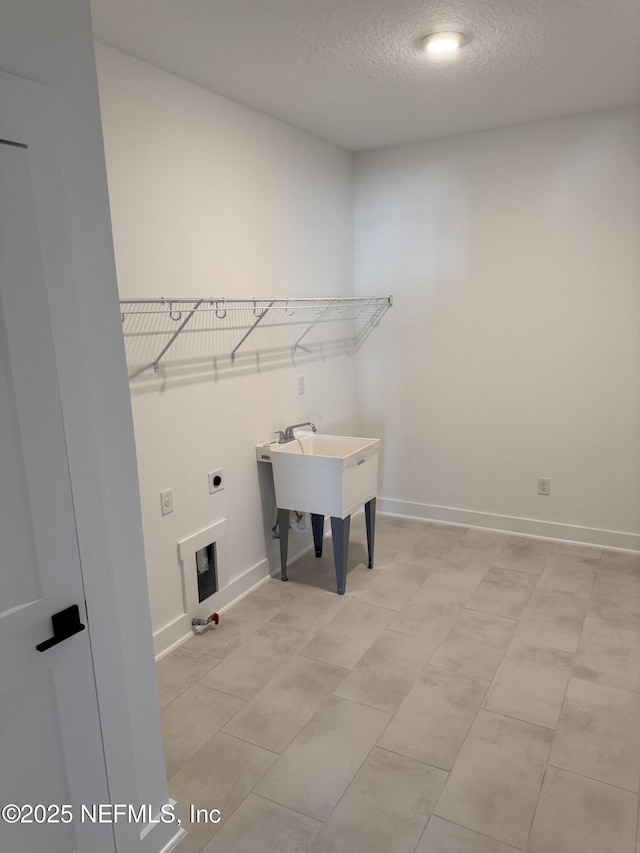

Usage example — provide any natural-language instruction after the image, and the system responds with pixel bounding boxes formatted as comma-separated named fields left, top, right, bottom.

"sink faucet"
left=281, top=421, right=317, bottom=443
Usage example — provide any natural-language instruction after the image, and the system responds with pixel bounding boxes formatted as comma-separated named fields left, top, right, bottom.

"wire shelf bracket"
left=230, top=299, right=276, bottom=363
left=152, top=300, right=202, bottom=372
left=293, top=299, right=336, bottom=353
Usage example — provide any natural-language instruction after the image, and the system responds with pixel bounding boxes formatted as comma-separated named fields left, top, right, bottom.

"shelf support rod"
left=152, top=300, right=202, bottom=372
left=231, top=300, right=276, bottom=362
left=352, top=301, right=390, bottom=352
left=293, top=299, right=335, bottom=352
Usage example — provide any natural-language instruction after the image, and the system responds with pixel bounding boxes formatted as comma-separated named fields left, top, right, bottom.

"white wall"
left=95, top=42, right=640, bottom=663
left=95, top=44, right=358, bottom=653
left=1, top=3, right=179, bottom=852
left=354, top=108, right=640, bottom=548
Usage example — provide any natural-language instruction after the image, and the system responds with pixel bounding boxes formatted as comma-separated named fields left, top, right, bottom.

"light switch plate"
left=160, top=488, right=174, bottom=515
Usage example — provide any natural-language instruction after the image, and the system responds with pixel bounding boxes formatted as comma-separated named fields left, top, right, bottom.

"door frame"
left=0, top=134, right=116, bottom=852
left=0, top=70, right=183, bottom=853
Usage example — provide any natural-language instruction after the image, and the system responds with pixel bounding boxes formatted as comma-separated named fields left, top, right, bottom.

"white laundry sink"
left=257, top=432, right=380, bottom=519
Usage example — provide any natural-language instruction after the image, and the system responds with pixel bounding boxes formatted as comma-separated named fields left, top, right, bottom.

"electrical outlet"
left=297, top=375, right=305, bottom=395
left=537, top=477, right=551, bottom=496
left=209, top=468, right=224, bottom=494
left=160, top=488, right=173, bottom=515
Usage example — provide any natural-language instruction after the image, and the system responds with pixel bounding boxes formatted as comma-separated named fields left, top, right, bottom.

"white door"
left=0, top=74, right=115, bottom=853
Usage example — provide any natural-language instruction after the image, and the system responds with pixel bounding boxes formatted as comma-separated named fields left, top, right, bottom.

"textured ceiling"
left=91, top=0, right=640, bottom=151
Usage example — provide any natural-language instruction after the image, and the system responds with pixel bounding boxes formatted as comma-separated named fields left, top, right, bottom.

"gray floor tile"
left=299, top=600, right=394, bottom=669
left=353, top=515, right=427, bottom=550
left=499, top=536, right=555, bottom=558
left=158, top=523, right=640, bottom=853
left=493, top=536, right=554, bottom=576
left=360, top=538, right=398, bottom=568
left=201, top=794, right=322, bottom=853
left=320, top=532, right=370, bottom=561
left=552, top=542, right=601, bottom=560
left=306, top=747, right=447, bottom=853
left=198, top=622, right=310, bottom=700
left=378, top=666, right=488, bottom=770
left=416, top=816, right=520, bottom=852
left=355, top=561, right=431, bottom=611
left=388, top=573, right=472, bottom=658
left=222, top=656, right=348, bottom=753
left=335, top=562, right=382, bottom=592
left=279, top=547, right=368, bottom=597
left=508, top=591, right=588, bottom=654
left=492, top=556, right=547, bottom=576
left=483, top=646, right=572, bottom=729
left=274, top=549, right=333, bottom=586
left=461, top=529, right=509, bottom=554
left=439, top=544, right=496, bottom=575
left=168, top=733, right=277, bottom=853
left=430, top=559, right=489, bottom=591
left=549, top=677, right=640, bottom=791
left=429, top=609, right=516, bottom=680
left=434, top=710, right=553, bottom=848
left=156, top=646, right=221, bottom=710
left=391, top=574, right=471, bottom=625
left=251, top=575, right=306, bottom=604
left=396, top=523, right=467, bottom=563
left=598, top=550, right=640, bottom=577
left=306, top=539, right=384, bottom=597
left=268, top=585, right=347, bottom=634
left=334, top=628, right=436, bottom=712
left=161, top=684, right=245, bottom=779
left=466, top=568, right=536, bottom=619
left=536, top=555, right=597, bottom=600
left=184, top=595, right=281, bottom=659
left=572, top=613, right=640, bottom=693
left=254, top=695, right=390, bottom=821
left=527, top=766, right=637, bottom=853
left=588, top=571, right=640, bottom=621
left=347, top=514, right=425, bottom=555
left=387, top=610, right=459, bottom=650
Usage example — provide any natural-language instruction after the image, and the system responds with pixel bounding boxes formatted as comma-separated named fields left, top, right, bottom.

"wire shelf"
left=119, top=295, right=392, bottom=375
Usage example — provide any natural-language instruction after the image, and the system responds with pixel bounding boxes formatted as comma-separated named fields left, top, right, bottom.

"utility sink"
left=257, top=432, right=380, bottom=519
left=256, top=430, right=380, bottom=594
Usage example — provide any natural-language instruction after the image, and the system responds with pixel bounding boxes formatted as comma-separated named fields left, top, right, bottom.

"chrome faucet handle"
left=274, top=430, right=286, bottom=444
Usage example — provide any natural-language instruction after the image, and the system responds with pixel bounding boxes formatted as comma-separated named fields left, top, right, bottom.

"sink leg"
left=365, top=497, right=376, bottom=569
left=278, top=507, right=290, bottom=581
left=331, top=515, right=350, bottom=595
left=311, top=514, right=324, bottom=557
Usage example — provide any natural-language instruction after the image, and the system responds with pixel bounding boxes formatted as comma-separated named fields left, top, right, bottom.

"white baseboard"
left=153, top=530, right=318, bottom=661
left=378, top=498, right=640, bottom=553
left=153, top=557, right=271, bottom=660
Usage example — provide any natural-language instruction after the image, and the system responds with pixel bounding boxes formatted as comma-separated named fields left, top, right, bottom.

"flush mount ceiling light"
left=421, top=31, right=467, bottom=56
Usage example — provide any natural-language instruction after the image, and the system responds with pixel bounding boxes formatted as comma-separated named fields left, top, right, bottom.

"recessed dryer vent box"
left=178, top=519, right=228, bottom=613
left=195, top=543, right=217, bottom=602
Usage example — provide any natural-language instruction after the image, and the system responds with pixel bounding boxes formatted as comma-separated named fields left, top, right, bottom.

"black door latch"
left=36, top=604, right=86, bottom=652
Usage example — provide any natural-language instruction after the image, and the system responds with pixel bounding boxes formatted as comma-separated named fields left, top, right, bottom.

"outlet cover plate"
left=537, top=477, right=551, bottom=496
left=209, top=468, right=224, bottom=494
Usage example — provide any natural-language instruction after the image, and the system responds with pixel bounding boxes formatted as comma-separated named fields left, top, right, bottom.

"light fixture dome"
left=421, top=31, right=467, bottom=56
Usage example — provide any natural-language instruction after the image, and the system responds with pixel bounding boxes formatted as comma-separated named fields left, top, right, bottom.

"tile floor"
left=156, top=516, right=640, bottom=853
